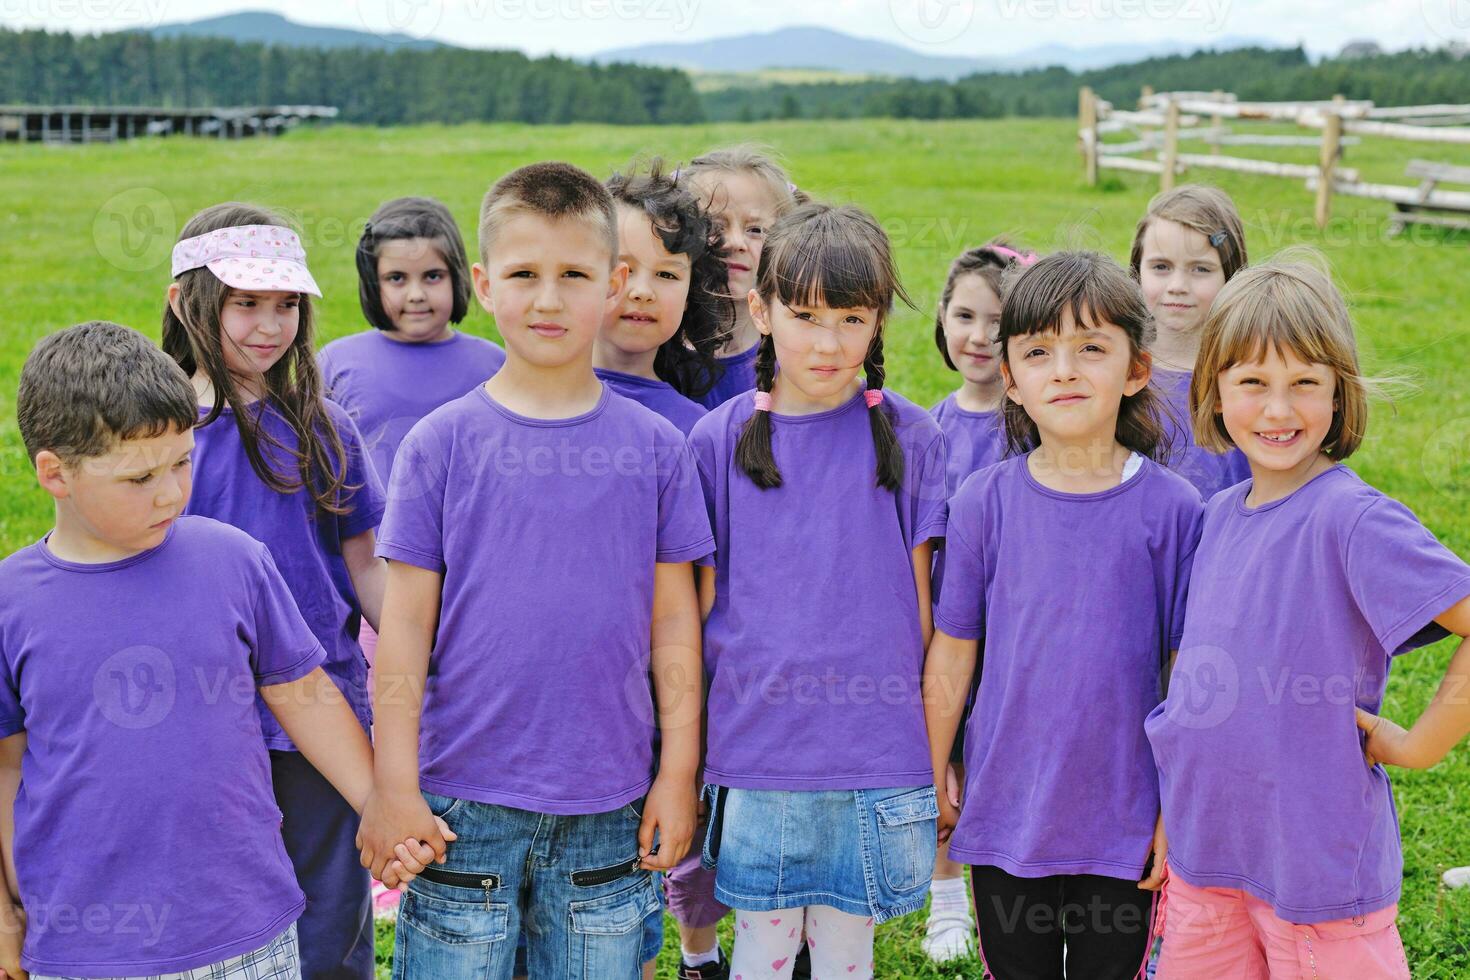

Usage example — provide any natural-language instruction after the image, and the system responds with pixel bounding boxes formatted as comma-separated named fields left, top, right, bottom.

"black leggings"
left=971, top=864, right=1157, bottom=980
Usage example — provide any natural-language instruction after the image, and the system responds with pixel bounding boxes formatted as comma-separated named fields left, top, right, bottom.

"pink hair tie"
left=988, top=245, right=1038, bottom=267
left=752, top=391, right=773, bottom=412
left=864, top=389, right=884, bottom=409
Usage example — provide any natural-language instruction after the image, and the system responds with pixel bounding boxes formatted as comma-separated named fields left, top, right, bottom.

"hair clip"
left=1209, top=230, right=1229, bottom=249
left=787, top=182, right=799, bottom=194
left=752, top=391, right=773, bottom=412
left=671, top=166, right=682, bottom=183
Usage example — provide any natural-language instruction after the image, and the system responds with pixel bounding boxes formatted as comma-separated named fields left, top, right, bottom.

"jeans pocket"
left=700, top=784, right=726, bottom=871
left=873, top=786, right=939, bottom=894
left=421, top=790, right=465, bottom=823
left=393, top=888, right=511, bottom=978
left=567, top=876, right=660, bottom=979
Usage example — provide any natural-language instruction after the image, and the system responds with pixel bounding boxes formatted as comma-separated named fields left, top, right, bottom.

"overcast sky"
left=2, top=0, right=1465, bottom=57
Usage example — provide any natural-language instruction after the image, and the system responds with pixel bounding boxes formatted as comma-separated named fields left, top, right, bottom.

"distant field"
left=690, top=67, right=881, bottom=91
left=2, top=117, right=1468, bottom=977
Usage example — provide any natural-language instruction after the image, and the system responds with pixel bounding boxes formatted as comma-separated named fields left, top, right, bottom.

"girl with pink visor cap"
left=161, top=203, right=450, bottom=980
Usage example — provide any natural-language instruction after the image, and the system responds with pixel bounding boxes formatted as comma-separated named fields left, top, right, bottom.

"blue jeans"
left=392, top=792, right=659, bottom=979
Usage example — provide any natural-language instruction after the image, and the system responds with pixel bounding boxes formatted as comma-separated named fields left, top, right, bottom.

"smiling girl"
left=162, top=202, right=390, bottom=978
left=1130, top=184, right=1250, bottom=498
left=1146, top=256, right=1470, bottom=978
left=924, top=251, right=1202, bottom=980
left=319, top=197, right=506, bottom=485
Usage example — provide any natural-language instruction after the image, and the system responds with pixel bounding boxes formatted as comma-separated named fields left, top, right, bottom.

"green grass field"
left=2, top=117, right=1469, bottom=977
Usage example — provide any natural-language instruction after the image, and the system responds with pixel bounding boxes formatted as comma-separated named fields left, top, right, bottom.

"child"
left=594, top=160, right=731, bottom=437
left=931, top=242, right=1037, bottom=493
left=590, top=160, right=734, bottom=978
left=1130, top=183, right=1251, bottom=499
left=683, top=145, right=798, bottom=409
left=320, top=195, right=506, bottom=487
left=0, top=323, right=439, bottom=979
left=161, top=204, right=390, bottom=979
left=690, top=202, right=950, bottom=980
left=1146, top=257, right=1470, bottom=978
left=356, top=162, right=713, bottom=980
left=922, top=241, right=1036, bottom=964
left=924, top=252, right=1203, bottom=979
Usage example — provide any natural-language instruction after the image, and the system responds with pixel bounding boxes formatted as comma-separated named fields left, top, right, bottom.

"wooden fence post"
left=1079, top=86, right=1099, bottom=186
left=1161, top=98, right=1181, bottom=191
left=1315, top=101, right=1344, bottom=229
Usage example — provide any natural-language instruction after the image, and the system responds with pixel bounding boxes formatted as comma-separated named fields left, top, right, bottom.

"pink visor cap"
left=170, top=224, right=322, bottom=297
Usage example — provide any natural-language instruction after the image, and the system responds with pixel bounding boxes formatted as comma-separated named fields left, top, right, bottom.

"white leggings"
left=730, top=904, right=875, bottom=979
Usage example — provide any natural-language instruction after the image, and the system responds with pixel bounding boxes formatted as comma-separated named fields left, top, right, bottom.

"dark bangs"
left=758, top=203, right=910, bottom=318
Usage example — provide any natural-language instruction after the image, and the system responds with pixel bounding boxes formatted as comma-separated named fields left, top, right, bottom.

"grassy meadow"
left=2, top=116, right=1469, bottom=976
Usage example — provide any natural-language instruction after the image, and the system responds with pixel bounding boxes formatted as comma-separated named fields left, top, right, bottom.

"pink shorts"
left=1156, top=873, right=1410, bottom=979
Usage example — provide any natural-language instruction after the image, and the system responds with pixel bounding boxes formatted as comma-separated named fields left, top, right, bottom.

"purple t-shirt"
left=696, top=343, right=760, bottom=410
left=936, top=455, right=1203, bottom=879
left=930, top=393, right=1007, bottom=495
left=185, top=398, right=384, bottom=749
left=689, top=388, right=949, bottom=790
left=318, top=329, right=505, bottom=485
left=375, top=383, right=714, bottom=814
left=595, top=367, right=708, bottom=436
left=0, top=517, right=324, bottom=976
left=1146, top=466, right=1470, bottom=923
left=1154, top=367, right=1251, bottom=500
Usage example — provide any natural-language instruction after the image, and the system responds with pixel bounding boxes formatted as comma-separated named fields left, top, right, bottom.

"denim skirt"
left=701, top=784, right=938, bottom=923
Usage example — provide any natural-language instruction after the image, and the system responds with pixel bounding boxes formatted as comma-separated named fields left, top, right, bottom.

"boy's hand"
left=638, top=774, right=696, bottom=871
left=1138, top=813, right=1167, bottom=891
left=378, top=816, right=459, bottom=888
left=0, top=900, right=26, bottom=980
left=1356, top=707, right=1430, bottom=769
left=937, top=785, right=959, bottom=845
left=357, top=789, right=450, bottom=881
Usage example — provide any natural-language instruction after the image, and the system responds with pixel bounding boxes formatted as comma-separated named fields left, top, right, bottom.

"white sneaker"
left=921, top=908, right=976, bottom=963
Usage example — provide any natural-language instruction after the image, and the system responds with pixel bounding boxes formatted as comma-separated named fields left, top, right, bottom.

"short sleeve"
left=0, top=637, right=24, bottom=739
left=375, top=415, right=450, bottom=572
left=1346, top=496, right=1470, bottom=655
left=688, top=422, right=720, bottom=569
left=655, top=437, right=715, bottom=565
left=1167, top=496, right=1206, bottom=649
left=333, top=406, right=386, bottom=539
left=933, top=485, right=988, bottom=641
left=905, top=431, right=950, bottom=546
left=248, top=544, right=328, bottom=686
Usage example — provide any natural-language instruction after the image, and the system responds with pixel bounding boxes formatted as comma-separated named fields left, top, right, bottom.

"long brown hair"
left=161, top=202, right=355, bottom=516
left=736, top=202, right=912, bottom=491
left=999, top=251, right=1168, bottom=460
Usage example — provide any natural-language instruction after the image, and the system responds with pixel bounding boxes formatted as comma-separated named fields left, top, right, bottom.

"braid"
left=734, top=334, right=782, bottom=488
left=865, top=336, right=904, bottom=491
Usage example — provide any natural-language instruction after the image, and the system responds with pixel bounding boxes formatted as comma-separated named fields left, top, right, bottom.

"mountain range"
left=139, top=11, right=1274, bottom=77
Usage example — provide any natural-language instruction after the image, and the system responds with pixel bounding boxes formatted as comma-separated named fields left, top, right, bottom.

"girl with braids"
left=689, top=203, right=949, bottom=980
left=163, top=203, right=393, bottom=979
left=594, top=159, right=733, bottom=437
left=923, top=252, right=1203, bottom=980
